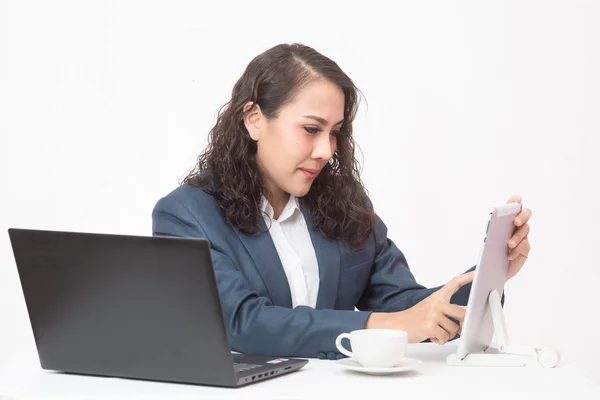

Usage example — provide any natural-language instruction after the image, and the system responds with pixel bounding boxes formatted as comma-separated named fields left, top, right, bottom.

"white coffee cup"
left=335, top=329, right=408, bottom=368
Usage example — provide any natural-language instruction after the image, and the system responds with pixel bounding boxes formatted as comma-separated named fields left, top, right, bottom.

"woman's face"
left=245, top=79, right=345, bottom=203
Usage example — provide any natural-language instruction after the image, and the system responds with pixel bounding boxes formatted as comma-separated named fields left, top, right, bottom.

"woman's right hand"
left=365, top=271, right=475, bottom=344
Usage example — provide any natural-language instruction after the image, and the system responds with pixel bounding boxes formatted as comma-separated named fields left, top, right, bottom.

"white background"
left=1, top=0, right=598, bottom=384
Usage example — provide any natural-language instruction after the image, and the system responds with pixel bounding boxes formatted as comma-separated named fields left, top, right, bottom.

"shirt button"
left=327, top=352, right=337, bottom=360
left=317, top=352, right=326, bottom=359
left=336, top=353, right=345, bottom=360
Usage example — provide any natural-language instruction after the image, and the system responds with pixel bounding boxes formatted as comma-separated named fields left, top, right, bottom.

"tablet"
left=455, top=202, right=522, bottom=360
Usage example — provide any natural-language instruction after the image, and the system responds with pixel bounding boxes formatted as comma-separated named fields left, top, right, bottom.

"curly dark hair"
left=184, top=43, right=375, bottom=249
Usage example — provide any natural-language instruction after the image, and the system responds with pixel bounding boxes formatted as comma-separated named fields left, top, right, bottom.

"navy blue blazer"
left=152, top=183, right=474, bottom=359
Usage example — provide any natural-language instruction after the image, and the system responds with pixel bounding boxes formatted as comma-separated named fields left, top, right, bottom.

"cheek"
left=259, top=127, right=309, bottom=171
left=283, top=128, right=312, bottom=157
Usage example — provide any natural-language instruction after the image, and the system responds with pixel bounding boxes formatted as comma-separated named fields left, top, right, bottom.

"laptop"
left=7, top=228, right=308, bottom=387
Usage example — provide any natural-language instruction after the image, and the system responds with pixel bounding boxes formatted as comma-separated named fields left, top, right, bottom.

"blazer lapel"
left=303, top=210, right=341, bottom=310
left=233, top=218, right=293, bottom=308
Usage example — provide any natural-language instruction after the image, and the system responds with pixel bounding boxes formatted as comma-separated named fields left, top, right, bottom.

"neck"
left=258, top=166, right=290, bottom=219
left=266, top=190, right=289, bottom=220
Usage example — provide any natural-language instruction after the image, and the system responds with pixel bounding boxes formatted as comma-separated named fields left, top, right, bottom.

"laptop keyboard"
left=234, top=362, right=262, bottom=373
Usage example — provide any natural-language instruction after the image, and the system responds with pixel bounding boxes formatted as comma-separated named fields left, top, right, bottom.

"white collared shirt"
left=260, top=195, right=320, bottom=308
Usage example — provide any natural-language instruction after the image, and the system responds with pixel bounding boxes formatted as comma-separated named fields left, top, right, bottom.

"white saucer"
left=337, top=357, right=423, bottom=375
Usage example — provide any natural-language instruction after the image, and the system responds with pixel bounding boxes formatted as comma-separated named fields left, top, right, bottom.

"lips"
left=300, top=168, right=320, bottom=178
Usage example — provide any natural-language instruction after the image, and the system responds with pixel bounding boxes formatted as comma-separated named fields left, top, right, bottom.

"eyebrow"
left=302, top=115, right=344, bottom=126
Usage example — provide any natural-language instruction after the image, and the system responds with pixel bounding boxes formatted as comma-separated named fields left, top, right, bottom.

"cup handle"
left=335, top=333, right=353, bottom=358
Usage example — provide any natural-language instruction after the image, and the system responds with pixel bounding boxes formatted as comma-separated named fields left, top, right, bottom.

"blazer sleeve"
left=151, top=195, right=372, bottom=359
left=356, top=214, right=476, bottom=313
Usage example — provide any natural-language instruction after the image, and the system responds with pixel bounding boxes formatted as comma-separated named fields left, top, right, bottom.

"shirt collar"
left=260, top=195, right=301, bottom=222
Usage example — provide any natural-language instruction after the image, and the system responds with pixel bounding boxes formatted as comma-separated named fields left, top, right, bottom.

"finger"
left=441, top=303, right=467, bottom=323
left=507, top=253, right=528, bottom=280
left=508, top=224, right=530, bottom=248
left=438, top=316, right=460, bottom=341
left=433, top=325, right=451, bottom=345
left=507, top=194, right=522, bottom=204
left=439, top=271, right=475, bottom=300
left=514, top=208, right=532, bottom=227
left=508, top=237, right=530, bottom=261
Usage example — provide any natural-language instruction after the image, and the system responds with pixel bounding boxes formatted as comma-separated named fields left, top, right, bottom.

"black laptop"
left=7, top=228, right=308, bottom=387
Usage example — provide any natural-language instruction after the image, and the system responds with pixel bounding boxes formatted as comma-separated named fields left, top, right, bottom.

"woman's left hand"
left=506, top=194, right=532, bottom=281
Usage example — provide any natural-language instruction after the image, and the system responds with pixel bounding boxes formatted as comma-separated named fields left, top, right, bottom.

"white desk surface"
left=1, top=343, right=598, bottom=400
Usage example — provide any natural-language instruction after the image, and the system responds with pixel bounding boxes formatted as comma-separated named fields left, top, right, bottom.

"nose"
left=311, top=133, right=336, bottom=161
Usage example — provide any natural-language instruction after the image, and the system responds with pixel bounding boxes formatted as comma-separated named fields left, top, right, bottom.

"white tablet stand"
left=447, top=290, right=561, bottom=368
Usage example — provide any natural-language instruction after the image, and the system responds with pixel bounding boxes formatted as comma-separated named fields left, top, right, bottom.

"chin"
left=290, top=189, right=310, bottom=198
left=289, top=184, right=312, bottom=198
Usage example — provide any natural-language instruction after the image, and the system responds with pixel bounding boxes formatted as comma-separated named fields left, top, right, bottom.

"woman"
left=152, top=43, right=531, bottom=360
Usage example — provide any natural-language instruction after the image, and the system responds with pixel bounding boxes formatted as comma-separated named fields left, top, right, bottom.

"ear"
left=243, top=102, right=262, bottom=141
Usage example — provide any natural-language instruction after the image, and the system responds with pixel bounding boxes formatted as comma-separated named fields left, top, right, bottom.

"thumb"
left=507, top=194, right=522, bottom=204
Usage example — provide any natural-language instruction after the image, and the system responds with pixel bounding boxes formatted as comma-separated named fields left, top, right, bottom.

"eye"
left=331, top=129, right=342, bottom=136
left=304, top=126, right=321, bottom=135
